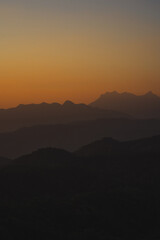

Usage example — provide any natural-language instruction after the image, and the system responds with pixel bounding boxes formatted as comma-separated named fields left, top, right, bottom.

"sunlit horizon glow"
left=0, top=0, right=160, bottom=108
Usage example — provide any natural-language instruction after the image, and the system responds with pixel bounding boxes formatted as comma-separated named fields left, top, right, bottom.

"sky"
left=0, top=0, right=160, bottom=107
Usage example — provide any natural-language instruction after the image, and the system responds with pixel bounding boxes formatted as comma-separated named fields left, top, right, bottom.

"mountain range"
left=0, top=100, right=129, bottom=132
left=0, top=91, right=160, bottom=133
left=90, top=91, right=160, bottom=118
left=0, top=91, right=160, bottom=239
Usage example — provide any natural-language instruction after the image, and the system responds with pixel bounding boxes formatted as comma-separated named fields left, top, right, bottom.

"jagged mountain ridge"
left=90, top=91, right=160, bottom=118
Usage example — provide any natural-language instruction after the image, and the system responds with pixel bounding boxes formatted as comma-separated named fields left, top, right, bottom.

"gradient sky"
left=0, top=0, right=160, bottom=107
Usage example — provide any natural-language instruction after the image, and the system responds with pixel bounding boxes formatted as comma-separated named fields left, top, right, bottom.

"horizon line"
left=0, top=90, right=159, bottom=110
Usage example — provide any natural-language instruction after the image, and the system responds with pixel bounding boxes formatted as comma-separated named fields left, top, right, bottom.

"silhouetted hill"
left=14, top=148, right=73, bottom=167
left=76, top=137, right=120, bottom=157
left=0, top=101, right=129, bottom=132
left=76, top=135, right=160, bottom=157
left=1, top=137, right=160, bottom=239
left=90, top=91, right=160, bottom=118
left=1, top=118, right=160, bottom=158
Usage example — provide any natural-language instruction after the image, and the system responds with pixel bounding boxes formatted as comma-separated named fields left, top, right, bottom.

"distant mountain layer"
left=0, top=101, right=129, bottom=132
left=1, top=118, right=160, bottom=158
left=90, top=91, right=160, bottom=118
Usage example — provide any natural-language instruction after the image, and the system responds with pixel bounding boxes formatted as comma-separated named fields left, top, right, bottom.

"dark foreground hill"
left=0, top=156, right=11, bottom=168
left=1, top=118, right=160, bottom=158
left=0, top=101, right=129, bottom=132
left=1, top=136, right=160, bottom=239
left=90, top=91, right=160, bottom=118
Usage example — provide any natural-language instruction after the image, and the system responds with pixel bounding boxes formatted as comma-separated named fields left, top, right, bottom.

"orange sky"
left=0, top=1, right=160, bottom=108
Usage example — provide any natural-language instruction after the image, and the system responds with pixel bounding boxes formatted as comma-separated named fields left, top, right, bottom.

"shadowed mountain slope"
left=90, top=91, right=160, bottom=118
left=1, top=118, right=160, bottom=158
left=0, top=101, right=129, bottom=132
left=76, top=135, right=160, bottom=157
left=14, top=148, right=74, bottom=167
